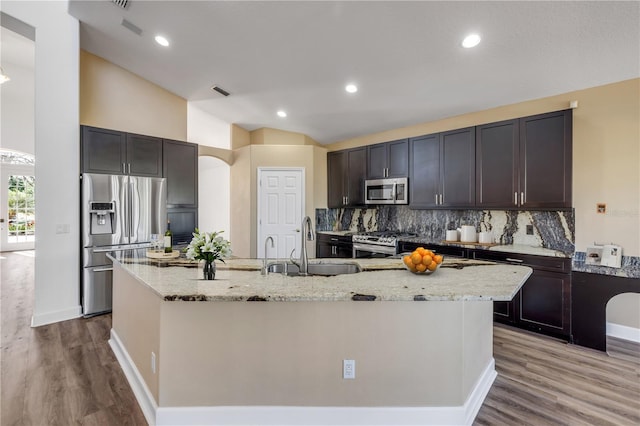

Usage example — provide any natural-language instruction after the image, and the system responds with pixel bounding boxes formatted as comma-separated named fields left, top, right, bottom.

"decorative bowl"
left=401, top=250, right=443, bottom=275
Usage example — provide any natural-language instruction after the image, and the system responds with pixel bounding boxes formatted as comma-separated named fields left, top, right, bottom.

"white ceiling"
left=68, top=1, right=639, bottom=145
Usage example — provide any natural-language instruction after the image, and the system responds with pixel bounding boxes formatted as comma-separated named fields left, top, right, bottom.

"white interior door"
left=0, top=164, right=36, bottom=252
left=257, top=168, right=304, bottom=260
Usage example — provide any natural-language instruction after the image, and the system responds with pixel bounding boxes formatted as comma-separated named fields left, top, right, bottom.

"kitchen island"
left=108, top=252, right=531, bottom=426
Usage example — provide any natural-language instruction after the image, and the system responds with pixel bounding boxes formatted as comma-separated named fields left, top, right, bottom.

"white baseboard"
left=30, top=305, right=82, bottom=327
left=607, top=322, right=640, bottom=343
left=109, top=329, right=158, bottom=426
left=156, top=361, right=495, bottom=426
left=110, top=335, right=495, bottom=426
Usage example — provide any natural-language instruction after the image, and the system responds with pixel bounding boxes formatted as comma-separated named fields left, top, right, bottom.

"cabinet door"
left=346, top=147, right=366, bottom=206
left=367, top=143, right=387, bottom=179
left=167, top=208, right=198, bottom=246
left=163, top=140, right=198, bottom=208
left=440, top=127, right=475, bottom=207
left=316, top=241, right=335, bottom=258
left=476, top=120, right=519, bottom=208
left=518, top=269, right=571, bottom=338
left=493, top=300, right=516, bottom=324
left=127, top=133, right=163, bottom=177
left=519, top=110, right=572, bottom=209
left=387, top=139, right=409, bottom=177
left=81, top=126, right=126, bottom=175
left=409, top=134, right=440, bottom=208
left=327, top=151, right=346, bottom=208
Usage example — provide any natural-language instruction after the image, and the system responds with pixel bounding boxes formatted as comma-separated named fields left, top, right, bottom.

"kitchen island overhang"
left=107, top=254, right=531, bottom=426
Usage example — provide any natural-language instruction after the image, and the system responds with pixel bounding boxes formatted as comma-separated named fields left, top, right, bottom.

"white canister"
left=459, top=225, right=477, bottom=243
left=446, top=230, right=459, bottom=241
left=478, top=232, right=492, bottom=244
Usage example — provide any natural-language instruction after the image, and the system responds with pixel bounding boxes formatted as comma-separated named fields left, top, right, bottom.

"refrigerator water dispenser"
left=89, top=202, right=115, bottom=235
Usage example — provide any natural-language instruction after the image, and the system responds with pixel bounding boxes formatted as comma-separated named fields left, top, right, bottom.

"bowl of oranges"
left=402, top=247, right=443, bottom=274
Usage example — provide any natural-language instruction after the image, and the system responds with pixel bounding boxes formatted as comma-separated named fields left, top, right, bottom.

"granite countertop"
left=317, top=232, right=572, bottom=258
left=396, top=237, right=571, bottom=258
left=108, top=250, right=532, bottom=303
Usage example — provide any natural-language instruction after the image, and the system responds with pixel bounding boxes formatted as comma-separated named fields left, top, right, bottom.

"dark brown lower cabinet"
left=469, top=249, right=572, bottom=340
left=516, top=269, right=571, bottom=338
left=316, top=233, right=353, bottom=258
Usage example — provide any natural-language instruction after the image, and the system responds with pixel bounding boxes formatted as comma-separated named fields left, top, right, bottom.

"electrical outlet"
left=151, top=352, right=156, bottom=374
left=343, top=359, right=355, bottom=379
left=526, top=225, right=534, bottom=235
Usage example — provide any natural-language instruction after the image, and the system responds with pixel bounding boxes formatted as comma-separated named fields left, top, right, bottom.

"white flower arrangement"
left=185, top=229, right=232, bottom=263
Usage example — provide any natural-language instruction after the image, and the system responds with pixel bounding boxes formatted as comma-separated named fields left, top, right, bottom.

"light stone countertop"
left=108, top=251, right=532, bottom=303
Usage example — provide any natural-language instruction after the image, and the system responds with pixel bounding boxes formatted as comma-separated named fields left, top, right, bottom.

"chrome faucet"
left=291, top=216, right=315, bottom=275
left=262, top=236, right=274, bottom=275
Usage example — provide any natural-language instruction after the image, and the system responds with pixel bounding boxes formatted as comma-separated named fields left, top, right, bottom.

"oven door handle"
left=352, top=242, right=397, bottom=256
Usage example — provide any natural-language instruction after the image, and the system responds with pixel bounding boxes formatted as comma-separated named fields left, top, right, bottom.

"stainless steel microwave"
left=364, top=177, right=408, bottom=205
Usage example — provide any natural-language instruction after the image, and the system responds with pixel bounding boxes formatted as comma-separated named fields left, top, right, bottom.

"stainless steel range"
left=352, top=231, right=416, bottom=258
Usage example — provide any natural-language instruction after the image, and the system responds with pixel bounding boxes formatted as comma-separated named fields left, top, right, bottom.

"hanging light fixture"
left=0, top=66, right=10, bottom=84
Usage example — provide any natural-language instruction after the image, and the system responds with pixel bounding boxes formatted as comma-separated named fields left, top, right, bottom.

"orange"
left=403, top=255, right=413, bottom=267
left=410, top=252, right=422, bottom=265
left=406, top=263, right=417, bottom=272
left=424, top=250, right=434, bottom=257
left=421, top=255, right=433, bottom=266
left=433, top=254, right=443, bottom=264
left=415, top=263, right=427, bottom=272
left=427, top=262, right=438, bottom=271
left=416, top=247, right=427, bottom=256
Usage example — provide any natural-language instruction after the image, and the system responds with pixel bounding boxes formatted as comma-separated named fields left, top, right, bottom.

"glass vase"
left=203, top=259, right=216, bottom=280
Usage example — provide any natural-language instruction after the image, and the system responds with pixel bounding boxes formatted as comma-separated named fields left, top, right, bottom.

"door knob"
left=0, top=218, right=4, bottom=223
left=295, top=229, right=301, bottom=232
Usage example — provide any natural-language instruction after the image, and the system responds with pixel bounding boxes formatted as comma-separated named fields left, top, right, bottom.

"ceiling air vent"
left=211, top=85, right=230, bottom=97
left=111, top=0, right=129, bottom=10
left=121, top=18, right=142, bottom=36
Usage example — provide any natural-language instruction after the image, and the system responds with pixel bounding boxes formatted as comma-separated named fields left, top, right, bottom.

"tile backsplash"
left=316, top=206, right=575, bottom=255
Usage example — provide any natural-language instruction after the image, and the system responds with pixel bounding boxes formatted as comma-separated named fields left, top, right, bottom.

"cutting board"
left=146, top=250, right=180, bottom=259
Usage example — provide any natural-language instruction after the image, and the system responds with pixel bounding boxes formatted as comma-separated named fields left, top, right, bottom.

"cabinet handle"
left=122, top=163, right=126, bottom=174
left=514, top=192, right=518, bottom=206
left=345, top=196, right=349, bottom=205
left=128, top=163, right=131, bottom=174
left=439, top=194, right=443, bottom=205
left=435, top=194, right=438, bottom=205
left=506, top=258, right=524, bottom=263
left=521, top=192, right=525, bottom=205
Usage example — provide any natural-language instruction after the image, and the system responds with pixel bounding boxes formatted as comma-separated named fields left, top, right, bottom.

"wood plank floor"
left=2, top=251, right=639, bottom=425
left=1, top=251, right=146, bottom=425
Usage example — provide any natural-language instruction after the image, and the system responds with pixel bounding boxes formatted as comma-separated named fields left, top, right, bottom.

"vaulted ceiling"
left=68, top=1, right=639, bottom=144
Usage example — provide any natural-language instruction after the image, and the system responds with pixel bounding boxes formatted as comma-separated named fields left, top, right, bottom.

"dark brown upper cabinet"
left=476, top=110, right=572, bottom=209
left=81, top=125, right=162, bottom=177
left=519, top=110, right=572, bottom=209
left=476, top=119, right=519, bottom=208
left=367, top=139, right=409, bottom=179
left=163, top=139, right=198, bottom=208
left=327, top=147, right=366, bottom=208
left=409, top=127, right=475, bottom=208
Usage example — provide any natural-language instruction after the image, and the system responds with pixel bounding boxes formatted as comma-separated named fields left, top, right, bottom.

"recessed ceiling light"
left=277, top=110, right=287, bottom=118
left=462, top=34, right=481, bottom=48
left=345, top=84, right=358, bottom=93
left=155, top=35, right=170, bottom=47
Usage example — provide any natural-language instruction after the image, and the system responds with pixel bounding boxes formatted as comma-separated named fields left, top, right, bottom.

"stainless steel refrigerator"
left=81, top=173, right=166, bottom=316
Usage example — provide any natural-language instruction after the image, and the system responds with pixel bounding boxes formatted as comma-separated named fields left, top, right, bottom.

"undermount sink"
left=265, top=261, right=361, bottom=276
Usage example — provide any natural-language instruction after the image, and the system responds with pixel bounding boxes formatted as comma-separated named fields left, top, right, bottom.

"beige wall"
left=250, top=127, right=320, bottom=146
left=80, top=50, right=187, bottom=140
left=158, top=300, right=492, bottom=407
left=112, top=264, right=161, bottom=403
left=328, top=79, right=640, bottom=258
left=230, top=145, right=325, bottom=258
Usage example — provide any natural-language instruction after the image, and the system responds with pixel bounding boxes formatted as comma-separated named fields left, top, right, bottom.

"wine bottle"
left=164, top=220, right=172, bottom=253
